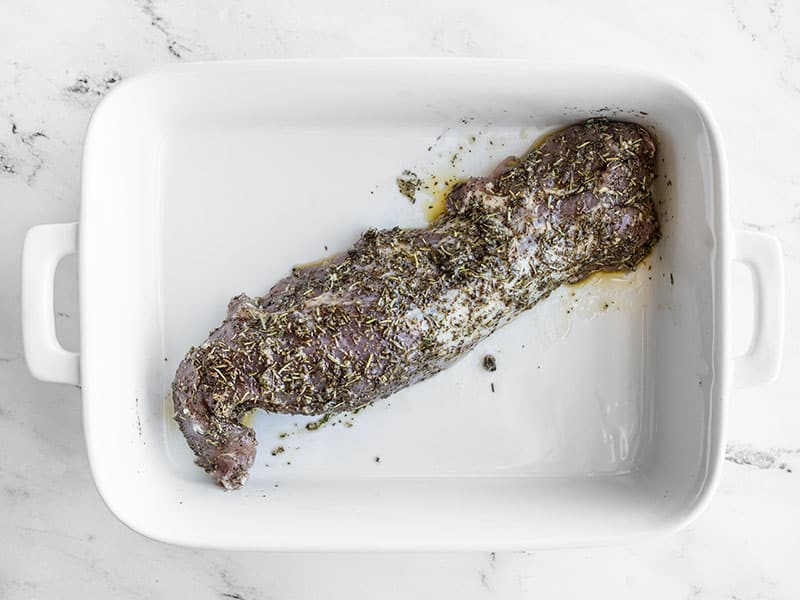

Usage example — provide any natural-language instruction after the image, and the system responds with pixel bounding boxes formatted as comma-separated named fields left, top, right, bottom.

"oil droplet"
left=563, top=256, right=651, bottom=320
left=293, top=255, right=334, bottom=270
left=424, top=182, right=453, bottom=222
left=413, top=168, right=462, bottom=223
left=240, top=409, right=258, bottom=427
left=164, top=391, right=180, bottom=430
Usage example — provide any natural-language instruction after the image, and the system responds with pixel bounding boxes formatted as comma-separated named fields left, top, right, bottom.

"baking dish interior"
left=80, top=61, right=724, bottom=549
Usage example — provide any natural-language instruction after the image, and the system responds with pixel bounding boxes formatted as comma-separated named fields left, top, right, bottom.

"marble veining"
left=728, top=0, right=800, bottom=96
left=64, top=71, right=122, bottom=99
left=9, top=120, right=48, bottom=184
left=0, top=116, right=51, bottom=185
left=1, top=0, right=799, bottom=598
left=726, top=444, right=799, bottom=472
left=135, top=0, right=191, bottom=58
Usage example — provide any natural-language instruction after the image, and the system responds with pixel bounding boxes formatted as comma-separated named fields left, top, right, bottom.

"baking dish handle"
left=733, top=229, right=785, bottom=389
left=22, top=222, right=80, bottom=386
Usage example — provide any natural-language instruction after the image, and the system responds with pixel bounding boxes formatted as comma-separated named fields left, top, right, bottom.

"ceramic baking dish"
left=22, top=60, right=784, bottom=550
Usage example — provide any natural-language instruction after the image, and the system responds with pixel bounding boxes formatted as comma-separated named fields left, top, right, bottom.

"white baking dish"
left=22, top=60, right=784, bottom=550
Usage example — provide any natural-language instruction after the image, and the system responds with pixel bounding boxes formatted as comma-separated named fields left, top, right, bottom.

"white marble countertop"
left=1, top=0, right=799, bottom=598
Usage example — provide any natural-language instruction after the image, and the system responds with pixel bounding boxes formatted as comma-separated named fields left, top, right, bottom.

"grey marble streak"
left=135, top=0, right=192, bottom=58
left=726, top=444, right=799, bottom=472
left=0, top=119, right=49, bottom=185
left=9, top=120, right=48, bottom=184
left=0, top=142, right=15, bottom=174
left=728, top=0, right=800, bottom=95
left=64, top=71, right=122, bottom=100
left=0, top=0, right=800, bottom=598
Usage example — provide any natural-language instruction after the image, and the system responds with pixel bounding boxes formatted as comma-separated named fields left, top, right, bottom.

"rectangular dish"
left=22, top=59, right=784, bottom=550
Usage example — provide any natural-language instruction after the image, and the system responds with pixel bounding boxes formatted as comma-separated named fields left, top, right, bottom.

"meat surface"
left=172, top=119, right=660, bottom=489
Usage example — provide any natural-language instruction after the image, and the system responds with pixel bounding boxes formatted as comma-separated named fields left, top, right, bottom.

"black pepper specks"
left=483, top=355, right=497, bottom=372
left=396, top=170, right=421, bottom=203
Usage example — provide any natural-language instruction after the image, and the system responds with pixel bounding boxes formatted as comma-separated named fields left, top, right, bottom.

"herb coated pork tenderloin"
left=172, top=119, right=660, bottom=489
